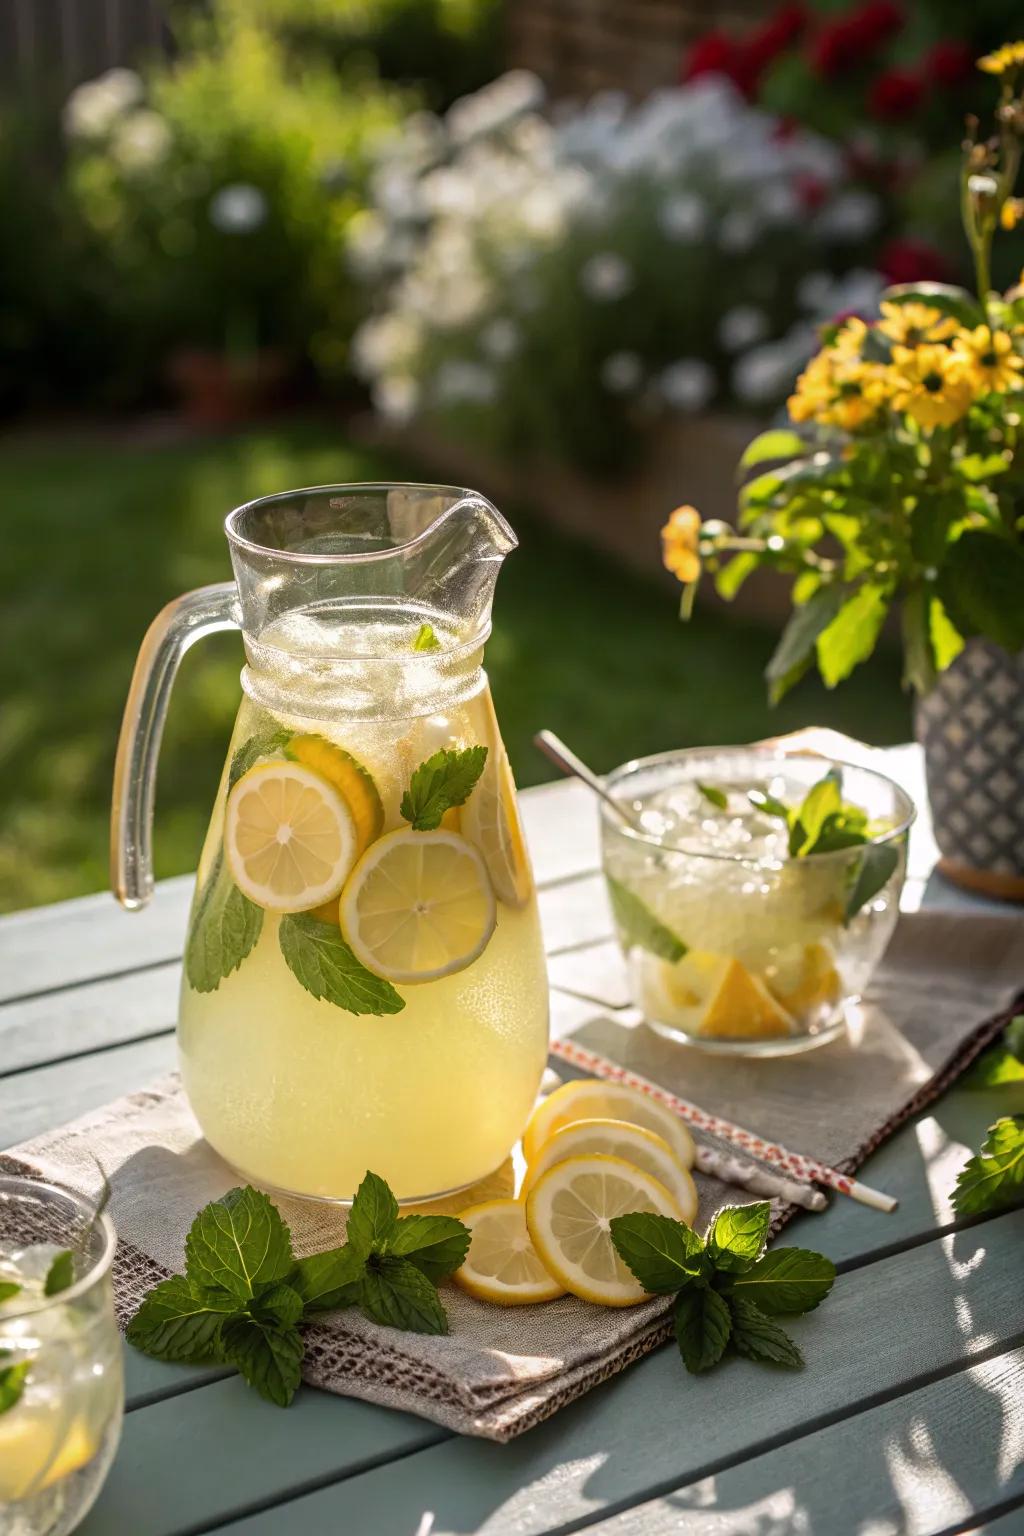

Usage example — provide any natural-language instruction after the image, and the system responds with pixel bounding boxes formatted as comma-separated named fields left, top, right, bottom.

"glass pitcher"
left=111, top=484, right=550, bottom=1203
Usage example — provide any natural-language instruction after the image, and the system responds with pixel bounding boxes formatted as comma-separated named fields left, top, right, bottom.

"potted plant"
left=663, top=42, right=1024, bottom=898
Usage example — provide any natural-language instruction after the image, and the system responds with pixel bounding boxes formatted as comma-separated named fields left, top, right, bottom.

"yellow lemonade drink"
left=178, top=603, right=550, bottom=1202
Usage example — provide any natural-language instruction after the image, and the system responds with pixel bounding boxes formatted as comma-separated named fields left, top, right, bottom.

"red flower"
left=683, top=32, right=737, bottom=82
left=878, top=237, right=950, bottom=286
left=795, top=172, right=829, bottom=210
left=869, top=67, right=924, bottom=120
left=852, top=0, right=903, bottom=47
left=746, top=1, right=807, bottom=70
left=808, top=20, right=853, bottom=77
left=807, top=0, right=903, bottom=77
left=926, top=39, right=973, bottom=87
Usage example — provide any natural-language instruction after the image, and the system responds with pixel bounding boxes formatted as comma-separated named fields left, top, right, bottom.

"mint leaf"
left=606, top=875, right=687, bottom=962
left=719, top=1247, right=836, bottom=1314
left=388, top=1214, right=471, bottom=1281
left=788, top=777, right=842, bottom=857
left=292, top=1244, right=365, bottom=1313
left=609, top=1213, right=704, bottom=1293
left=412, top=623, right=440, bottom=652
left=400, top=746, right=488, bottom=831
left=728, top=1296, right=803, bottom=1367
left=0, top=1358, right=30, bottom=1416
left=696, top=781, right=728, bottom=810
left=844, top=843, right=899, bottom=922
left=254, top=1283, right=304, bottom=1328
left=358, top=1257, right=449, bottom=1335
left=185, top=854, right=263, bottom=994
left=1006, top=1015, right=1024, bottom=1059
left=0, top=1283, right=21, bottom=1305
left=43, top=1249, right=75, bottom=1297
left=220, top=1317, right=303, bottom=1408
left=126, top=1275, right=236, bottom=1363
left=279, top=914, right=404, bottom=1017
left=346, top=1171, right=399, bottom=1257
left=953, top=1116, right=1024, bottom=1216
left=966, top=1047, right=1024, bottom=1089
left=229, top=727, right=291, bottom=790
left=184, top=1186, right=294, bottom=1303
left=674, top=1286, right=731, bottom=1374
left=707, top=1202, right=771, bottom=1273
left=748, top=788, right=791, bottom=823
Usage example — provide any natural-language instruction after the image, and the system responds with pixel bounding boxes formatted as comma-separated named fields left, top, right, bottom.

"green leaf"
left=844, top=842, right=900, bottom=922
left=254, top=1283, right=304, bottom=1328
left=938, top=530, right=1024, bottom=653
left=388, top=1214, right=471, bottom=1281
left=279, top=913, right=405, bottom=1017
left=358, top=1257, right=449, bottom=1335
left=715, top=551, right=758, bottom=602
left=291, top=1244, right=365, bottom=1313
left=765, top=583, right=849, bottom=704
left=964, top=1045, right=1024, bottom=1089
left=953, top=1117, right=1024, bottom=1216
left=901, top=587, right=936, bottom=696
left=1006, top=1015, right=1024, bottom=1060
left=346, top=1171, right=400, bottom=1258
left=400, top=746, right=488, bottom=831
left=43, top=1249, right=75, bottom=1297
left=184, top=1186, right=294, bottom=1303
left=816, top=583, right=889, bottom=690
left=0, top=1359, right=30, bottom=1416
left=747, top=788, right=791, bottom=823
left=412, top=623, right=440, bottom=652
left=606, top=876, right=687, bottom=962
left=930, top=598, right=965, bottom=672
left=728, top=1296, right=803, bottom=1367
left=956, top=452, right=1010, bottom=484
left=695, top=781, right=728, bottom=810
left=228, top=726, right=291, bottom=790
left=788, top=777, right=842, bottom=858
left=219, top=1317, right=304, bottom=1408
left=719, top=1247, right=836, bottom=1315
left=673, top=1286, right=732, bottom=1374
left=707, top=1203, right=771, bottom=1272
left=739, top=429, right=807, bottom=472
left=610, top=1213, right=705, bottom=1294
left=185, top=854, right=263, bottom=994
left=126, top=1274, right=237, bottom=1363
left=883, top=283, right=984, bottom=326
left=0, top=1283, right=21, bottom=1305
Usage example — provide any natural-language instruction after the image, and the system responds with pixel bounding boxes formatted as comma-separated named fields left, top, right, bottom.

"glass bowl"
left=0, top=1176, right=123, bottom=1535
left=600, top=746, right=914, bottom=1056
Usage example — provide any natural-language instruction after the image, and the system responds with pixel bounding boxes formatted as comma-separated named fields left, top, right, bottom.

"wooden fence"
left=0, top=0, right=172, bottom=95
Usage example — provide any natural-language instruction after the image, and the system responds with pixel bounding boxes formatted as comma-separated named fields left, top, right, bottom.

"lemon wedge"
left=525, top=1154, right=683, bottom=1306
left=340, top=828, right=496, bottom=983
left=763, top=941, right=841, bottom=1021
left=642, top=950, right=796, bottom=1040
left=522, top=1078, right=696, bottom=1171
left=0, top=1409, right=97, bottom=1501
left=286, top=736, right=384, bottom=855
left=522, top=1117, right=697, bottom=1223
left=462, top=697, right=532, bottom=907
left=225, top=761, right=359, bottom=913
left=453, top=1198, right=566, bottom=1305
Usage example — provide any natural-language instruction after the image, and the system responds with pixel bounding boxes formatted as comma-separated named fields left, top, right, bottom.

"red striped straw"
left=549, top=1036, right=898, bottom=1213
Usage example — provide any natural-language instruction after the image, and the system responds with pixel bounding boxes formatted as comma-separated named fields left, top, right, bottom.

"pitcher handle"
left=111, top=583, right=240, bottom=910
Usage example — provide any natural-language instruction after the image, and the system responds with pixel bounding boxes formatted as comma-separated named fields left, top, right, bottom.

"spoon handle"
left=533, top=730, right=638, bottom=829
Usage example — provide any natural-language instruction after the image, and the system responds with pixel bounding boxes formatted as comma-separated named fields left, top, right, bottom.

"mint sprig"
left=400, top=746, right=487, bottom=831
left=0, top=1356, right=30, bottom=1416
left=0, top=1283, right=20, bottom=1305
left=606, top=875, right=687, bottom=963
left=43, top=1250, right=75, bottom=1297
left=412, top=623, right=441, bottom=653
left=185, top=853, right=263, bottom=994
left=952, top=1116, right=1024, bottom=1216
left=228, top=725, right=291, bottom=790
left=695, top=781, right=728, bottom=810
left=965, top=1014, right=1024, bottom=1089
left=127, top=1174, right=470, bottom=1406
left=279, top=913, right=404, bottom=1016
left=610, top=1201, right=836, bottom=1377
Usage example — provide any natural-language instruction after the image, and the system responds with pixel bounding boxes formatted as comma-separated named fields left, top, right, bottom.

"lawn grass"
left=0, top=421, right=911, bottom=911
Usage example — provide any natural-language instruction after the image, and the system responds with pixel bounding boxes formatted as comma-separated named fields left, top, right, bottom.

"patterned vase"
left=915, top=638, right=1024, bottom=900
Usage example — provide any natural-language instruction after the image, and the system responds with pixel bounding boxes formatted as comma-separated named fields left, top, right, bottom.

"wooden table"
left=3, top=745, right=1022, bottom=1536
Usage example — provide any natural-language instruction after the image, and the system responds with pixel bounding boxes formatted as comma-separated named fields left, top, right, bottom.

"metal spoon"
left=533, top=730, right=642, bottom=831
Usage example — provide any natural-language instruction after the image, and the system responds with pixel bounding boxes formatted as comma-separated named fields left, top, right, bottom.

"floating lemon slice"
left=462, top=698, right=532, bottom=907
left=522, top=1117, right=697, bottom=1222
left=0, top=1409, right=97, bottom=1501
left=522, top=1079, right=696, bottom=1171
left=286, top=735, right=384, bottom=855
left=340, top=828, right=496, bottom=984
left=643, top=950, right=796, bottom=1040
left=763, top=941, right=841, bottom=1021
left=525, top=1154, right=684, bottom=1306
left=225, top=761, right=359, bottom=913
left=454, top=1198, right=566, bottom=1305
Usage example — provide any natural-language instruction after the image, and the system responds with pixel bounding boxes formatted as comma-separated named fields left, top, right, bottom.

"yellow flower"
left=1001, top=198, right=1024, bottom=231
left=661, top=505, right=701, bottom=584
left=952, top=325, right=1024, bottom=393
left=788, top=349, right=888, bottom=431
left=830, top=317, right=869, bottom=359
left=977, top=41, right=1024, bottom=75
left=877, top=301, right=958, bottom=346
left=888, top=344, right=974, bottom=428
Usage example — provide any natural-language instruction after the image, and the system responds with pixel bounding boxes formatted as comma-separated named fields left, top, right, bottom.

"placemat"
left=4, top=908, right=1022, bottom=1441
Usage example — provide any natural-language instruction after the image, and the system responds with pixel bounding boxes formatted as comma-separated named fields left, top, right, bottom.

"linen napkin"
left=4, top=907, right=1022, bottom=1440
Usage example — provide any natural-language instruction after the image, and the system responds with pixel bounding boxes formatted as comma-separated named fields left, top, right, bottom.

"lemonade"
left=178, top=604, right=550, bottom=1202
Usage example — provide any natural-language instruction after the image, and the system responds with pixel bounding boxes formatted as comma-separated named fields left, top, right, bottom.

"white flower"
left=109, top=109, right=171, bottom=171
left=758, top=181, right=800, bottom=225
left=352, top=313, right=421, bottom=377
left=481, top=318, right=520, bottom=360
left=433, top=360, right=498, bottom=405
left=658, top=193, right=708, bottom=243
left=446, top=71, right=546, bottom=146
left=732, top=342, right=802, bottom=405
left=600, top=352, right=643, bottom=393
left=718, top=305, right=769, bottom=353
left=718, top=208, right=760, bottom=254
left=208, top=183, right=268, bottom=235
left=63, top=68, right=143, bottom=140
left=816, top=189, right=881, bottom=242
left=580, top=252, right=633, bottom=301
left=659, top=359, right=716, bottom=412
left=346, top=211, right=391, bottom=279
left=374, top=375, right=419, bottom=423
left=796, top=271, right=835, bottom=312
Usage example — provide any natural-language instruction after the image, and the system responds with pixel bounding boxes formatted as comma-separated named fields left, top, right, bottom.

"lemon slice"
left=225, top=761, right=359, bottom=913
left=454, top=1198, right=566, bottom=1305
left=526, top=1154, right=683, bottom=1306
left=462, top=698, right=532, bottom=907
left=286, top=735, right=384, bottom=855
left=522, top=1117, right=697, bottom=1222
left=340, top=828, right=496, bottom=984
left=522, top=1079, right=696, bottom=1171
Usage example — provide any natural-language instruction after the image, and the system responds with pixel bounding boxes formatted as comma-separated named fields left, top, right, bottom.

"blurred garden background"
left=2, top=0, right=1018, bottom=911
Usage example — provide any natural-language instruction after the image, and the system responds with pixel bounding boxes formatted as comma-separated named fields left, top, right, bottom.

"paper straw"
left=549, top=1036, right=898, bottom=1213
